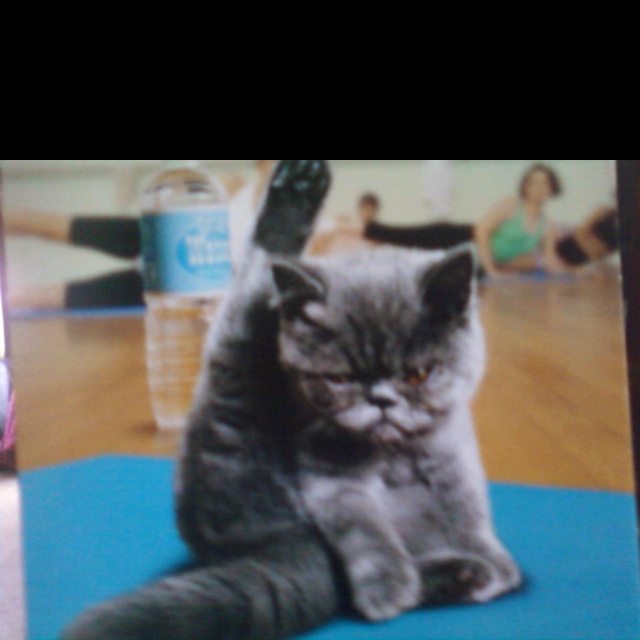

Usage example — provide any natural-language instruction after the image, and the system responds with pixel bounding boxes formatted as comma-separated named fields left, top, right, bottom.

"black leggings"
left=69, top=216, right=141, bottom=259
left=364, top=214, right=619, bottom=267
left=555, top=209, right=618, bottom=266
left=65, top=216, right=143, bottom=309
left=364, top=221, right=474, bottom=250
left=65, top=269, right=144, bottom=310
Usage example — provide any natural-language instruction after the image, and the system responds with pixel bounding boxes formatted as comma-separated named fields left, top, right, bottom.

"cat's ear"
left=420, top=245, right=476, bottom=324
left=271, top=259, right=327, bottom=318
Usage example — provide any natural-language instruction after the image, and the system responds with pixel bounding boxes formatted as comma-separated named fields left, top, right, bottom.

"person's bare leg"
left=7, top=282, right=66, bottom=310
left=3, top=208, right=73, bottom=243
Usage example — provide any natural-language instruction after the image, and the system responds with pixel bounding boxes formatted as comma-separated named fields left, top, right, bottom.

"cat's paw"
left=253, top=160, right=331, bottom=256
left=467, top=553, right=523, bottom=603
left=420, top=554, right=522, bottom=605
left=420, top=555, right=494, bottom=604
left=269, top=160, right=331, bottom=207
left=351, top=554, right=421, bottom=622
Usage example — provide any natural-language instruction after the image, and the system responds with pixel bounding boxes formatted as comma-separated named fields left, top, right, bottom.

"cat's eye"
left=325, top=374, right=352, bottom=384
left=404, top=366, right=432, bottom=385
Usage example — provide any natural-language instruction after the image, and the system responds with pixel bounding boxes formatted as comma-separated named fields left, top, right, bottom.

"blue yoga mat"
left=479, top=269, right=578, bottom=284
left=10, top=306, right=146, bottom=321
left=20, top=456, right=640, bottom=640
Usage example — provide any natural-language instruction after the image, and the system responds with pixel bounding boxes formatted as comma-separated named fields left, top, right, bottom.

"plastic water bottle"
left=139, top=161, right=232, bottom=430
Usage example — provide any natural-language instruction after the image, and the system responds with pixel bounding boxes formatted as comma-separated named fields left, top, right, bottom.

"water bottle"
left=139, top=161, right=232, bottom=430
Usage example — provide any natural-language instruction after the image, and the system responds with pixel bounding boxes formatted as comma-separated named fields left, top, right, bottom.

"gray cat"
left=63, top=162, right=521, bottom=640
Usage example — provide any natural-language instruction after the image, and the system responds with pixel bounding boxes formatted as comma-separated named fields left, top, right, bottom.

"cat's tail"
left=60, top=528, right=344, bottom=640
left=250, top=160, right=331, bottom=257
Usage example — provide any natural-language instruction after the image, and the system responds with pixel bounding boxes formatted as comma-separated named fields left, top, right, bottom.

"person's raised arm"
left=543, top=223, right=567, bottom=274
left=473, top=197, right=515, bottom=277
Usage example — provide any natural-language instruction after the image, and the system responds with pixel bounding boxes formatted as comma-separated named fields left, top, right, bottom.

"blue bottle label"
left=140, top=207, right=233, bottom=294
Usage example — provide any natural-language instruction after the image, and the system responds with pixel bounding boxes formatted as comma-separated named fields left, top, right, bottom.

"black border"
left=616, top=160, right=640, bottom=520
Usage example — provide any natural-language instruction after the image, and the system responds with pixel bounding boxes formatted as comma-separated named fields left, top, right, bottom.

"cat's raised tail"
left=61, top=527, right=343, bottom=640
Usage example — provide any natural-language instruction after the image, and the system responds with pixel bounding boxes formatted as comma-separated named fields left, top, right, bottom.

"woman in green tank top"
left=475, top=164, right=566, bottom=278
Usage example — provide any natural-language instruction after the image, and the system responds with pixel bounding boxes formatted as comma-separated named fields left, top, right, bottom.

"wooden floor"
left=475, top=267, right=634, bottom=491
left=9, top=265, right=636, bottom=492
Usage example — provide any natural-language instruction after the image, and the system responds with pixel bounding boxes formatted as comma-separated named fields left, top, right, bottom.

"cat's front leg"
left=418, top=417, right=523, bottom=603
left=301, top=474, right=420, bottom=622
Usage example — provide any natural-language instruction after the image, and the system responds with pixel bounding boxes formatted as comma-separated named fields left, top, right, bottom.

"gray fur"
left=62, top=245, right=521, bottom=640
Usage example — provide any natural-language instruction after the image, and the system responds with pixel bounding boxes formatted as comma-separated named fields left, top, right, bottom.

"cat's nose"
left=367, top=382, right=397, bottom=409
left=369, top=396, right=395, bottom=409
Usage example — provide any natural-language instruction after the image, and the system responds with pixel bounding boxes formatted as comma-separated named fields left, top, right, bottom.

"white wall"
left=1, top=161, right=255, bottom=287
left=450, top=160, right=615, bottom=227
left=320, top=160, right=614, bottom=227
left=3, top=170, right=132, bottom=287
left=1, top=160, right=615, bottom=289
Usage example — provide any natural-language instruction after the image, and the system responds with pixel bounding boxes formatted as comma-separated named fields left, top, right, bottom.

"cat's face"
left=271, top=247, right=484, bottom=443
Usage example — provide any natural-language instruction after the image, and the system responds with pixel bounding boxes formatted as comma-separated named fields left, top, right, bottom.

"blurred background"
left=1, top=160, right=615, bottom=295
